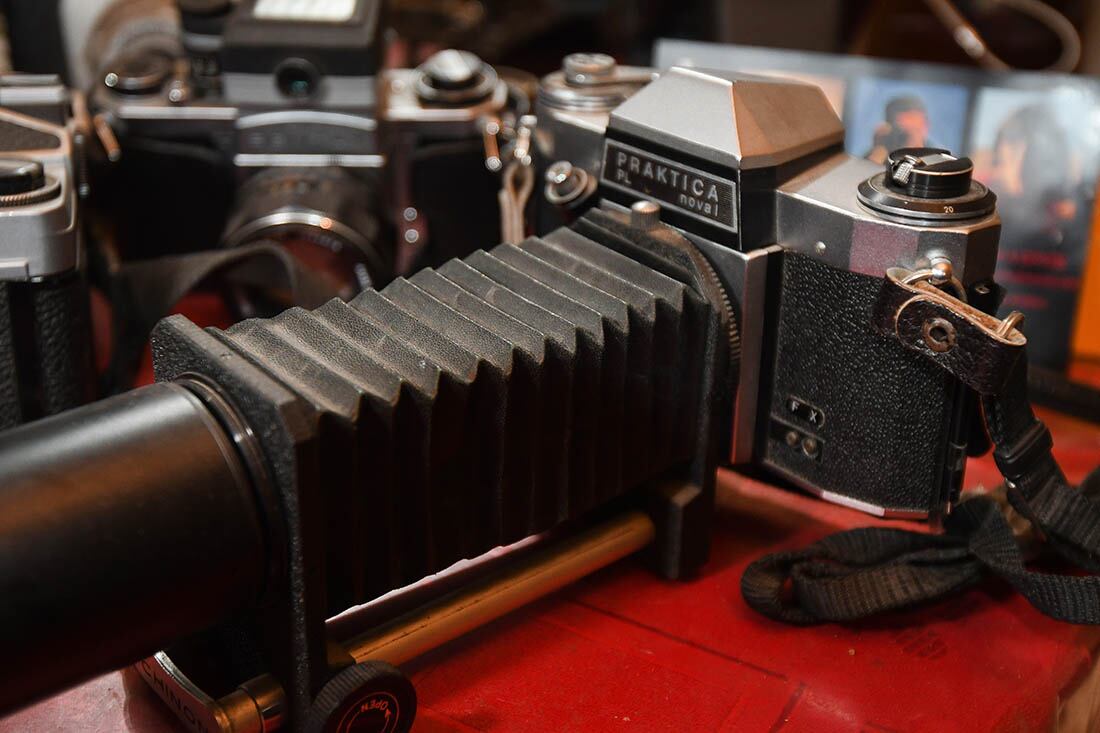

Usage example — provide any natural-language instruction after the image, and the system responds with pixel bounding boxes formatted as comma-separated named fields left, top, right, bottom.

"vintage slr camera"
left=0, top=74, right=94, bottom=430
left=537, top=56, right=1000, bottom=518
left=91, top=0, right=512, bottom=297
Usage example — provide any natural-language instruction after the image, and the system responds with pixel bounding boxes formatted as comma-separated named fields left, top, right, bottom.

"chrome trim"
left=233, top=153, right=385, bottom=168
left=115, top=104, right=239, bottom=122
left=135, top=653, right=233, bottom=733
left=768, top=463, right=929, bottom=520
left=236, top=110, right=377, bottom=131
left=222, top=72, right=376, bottom=108
left=0, top=259, right=30, bottom=279
left=729, top=245, right=782, bottom=465
left=224, top=209, right=374, bottom=253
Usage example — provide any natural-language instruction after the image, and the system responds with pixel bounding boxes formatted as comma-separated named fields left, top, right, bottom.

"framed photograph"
left=844, top=78, right=968, bottom=165
left=968, top=86, right=1099, bottom=363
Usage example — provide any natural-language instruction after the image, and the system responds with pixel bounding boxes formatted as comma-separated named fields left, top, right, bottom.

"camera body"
left=0, top=74, right=94, bottom=430
left=91, top=0, right=510, bottom=295
left=537, top=59, right=1001, bottom=518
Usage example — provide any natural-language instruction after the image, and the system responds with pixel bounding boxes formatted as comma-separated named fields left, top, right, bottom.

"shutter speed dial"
left=414, top=50, right=498, bottom=105
left=857, top=147, right=996, bottom=224
left=886, top=148, right=973, bottom=199
left=0, top=159, right=59, bottom=207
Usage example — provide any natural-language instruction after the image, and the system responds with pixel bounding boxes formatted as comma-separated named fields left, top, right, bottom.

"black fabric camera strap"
left=105, top=243, right=336, bottom=392
left=741, top=270, right=1100, bottom=625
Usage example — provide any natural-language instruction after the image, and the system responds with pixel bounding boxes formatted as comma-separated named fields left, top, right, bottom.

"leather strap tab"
left=873, top=268, right=1025, bottom=395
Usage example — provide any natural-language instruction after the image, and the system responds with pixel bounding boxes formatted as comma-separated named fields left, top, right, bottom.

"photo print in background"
left=844, top=78, right=968, bottom=165
left=655, top=40, right=1100, bottom=369
left=968, top=86, right=1100, bottom=365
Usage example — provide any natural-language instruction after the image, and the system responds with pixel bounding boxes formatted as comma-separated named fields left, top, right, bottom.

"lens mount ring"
left=174, top=375, right=286, bottom=598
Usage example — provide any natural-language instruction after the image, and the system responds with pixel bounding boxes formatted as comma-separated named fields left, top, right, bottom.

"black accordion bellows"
left=155, top=214, right=719, bottom=615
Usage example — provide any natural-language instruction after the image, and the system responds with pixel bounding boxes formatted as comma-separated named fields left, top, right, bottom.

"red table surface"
left=3, top=401, right=1099, bottom=733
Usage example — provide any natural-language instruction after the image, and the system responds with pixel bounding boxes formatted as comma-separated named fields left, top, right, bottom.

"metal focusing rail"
left=0, top=208, right=730, bottom=730
left=137, top=509, right=657, bottom=733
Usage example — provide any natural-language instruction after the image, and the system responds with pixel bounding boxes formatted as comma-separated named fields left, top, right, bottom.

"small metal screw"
left=167, top=81, right=187, bottom=104
left=922, top=317, right=957, bottom=352
left=544, top=161, right=589, bottom=206
left=801, top=437, right=820, bottom=458
left=630, top=200, right=661, bottom=230
left=563, top=52, right=617, bottom=82
left=546, top=161, right=573, bottom=185
left=814, top=241, right=827, bottom=254
left=929, top=256, right=954, bottom=285
left=104, top=72, right=119, bottom=89
left=785, top=430, right=800, bottom=447
left=402, top=207, right=418, bottom=222
left=403, top=229, right=419, bottom=244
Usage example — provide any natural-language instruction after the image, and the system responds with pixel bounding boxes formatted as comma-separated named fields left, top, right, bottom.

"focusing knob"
left=562, top=52, right=617, bottom=83
left=886, top=147, right=973, bottom=199
left=419, top=49, right=481, bottom=89
left=0, top=159, right=58, bottom=207
left=305, top=661, right=416, bottom=733
left=0, top=159, right=44, bottom=195
left=415, top=50, right=497, bottom=105
left=857, top=147, right=996, bottom=224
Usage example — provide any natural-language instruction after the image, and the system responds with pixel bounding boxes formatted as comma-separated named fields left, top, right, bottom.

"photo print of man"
left=844, top=78, right=968, bottom=165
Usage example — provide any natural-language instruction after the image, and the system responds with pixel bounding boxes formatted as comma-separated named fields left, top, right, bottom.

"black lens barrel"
left=0, top=381, right=270, bottom=713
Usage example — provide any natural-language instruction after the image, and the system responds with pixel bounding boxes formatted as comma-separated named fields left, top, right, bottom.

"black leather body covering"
left=761, top=252, right=970, bottom=515
left=0, top=273, right=94, bottom=429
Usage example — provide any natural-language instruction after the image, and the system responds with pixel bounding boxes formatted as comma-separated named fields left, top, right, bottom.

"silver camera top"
left=537, top=59, right=1003, bottom=471
left=0, top=75, right=81, bottom=282
left=92, top=0, right=509, bottom=173
left=540, top=63, right=1001, bottom=287
left=608, top=66, right=844, bottom=172
left=535, top=54, right=656, bottom=206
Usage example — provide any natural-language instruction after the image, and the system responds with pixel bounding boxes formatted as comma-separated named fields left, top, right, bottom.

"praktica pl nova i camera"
left=537, top=57, right=1000, bottom=518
